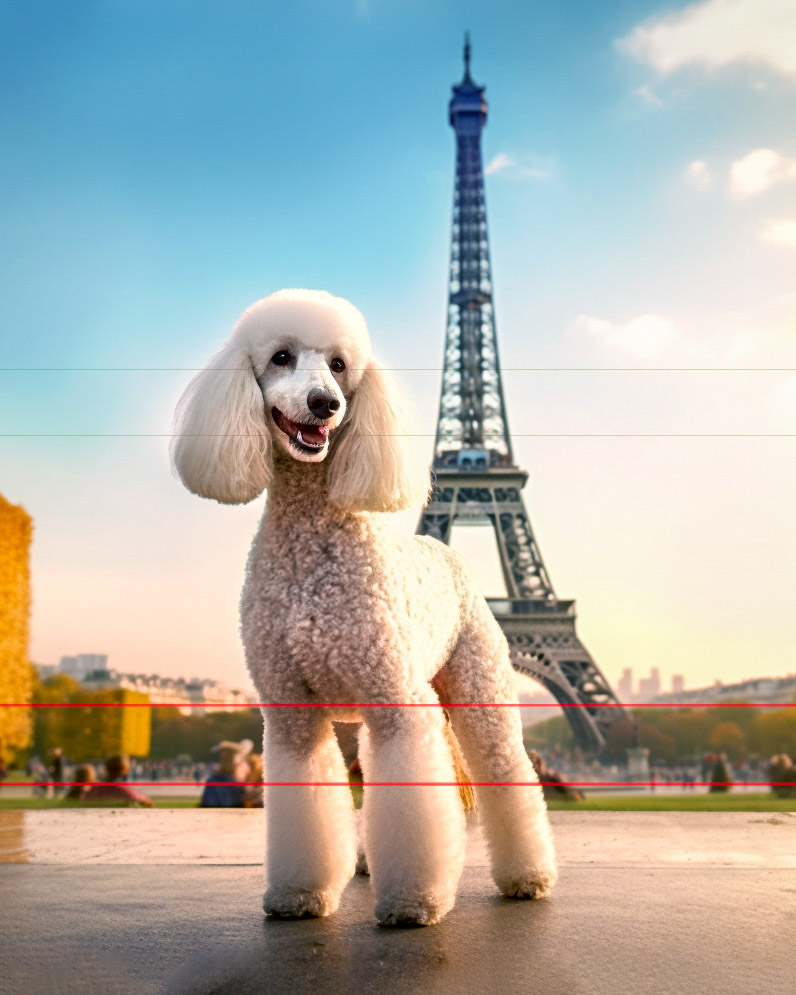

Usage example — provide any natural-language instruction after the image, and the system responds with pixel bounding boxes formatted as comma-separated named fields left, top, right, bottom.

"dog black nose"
left=307, top=389, right=340, bottom=420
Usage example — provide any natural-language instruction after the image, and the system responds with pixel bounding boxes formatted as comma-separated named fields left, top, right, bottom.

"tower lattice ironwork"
left=417, top=38, right=629, bottom=752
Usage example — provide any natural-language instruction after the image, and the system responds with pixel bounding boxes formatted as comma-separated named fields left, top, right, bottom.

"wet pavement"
left=1, top=811, right=794, bottom=994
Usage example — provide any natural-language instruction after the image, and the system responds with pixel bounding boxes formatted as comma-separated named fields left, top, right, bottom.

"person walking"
left=49, top=747, right=64, bottom=797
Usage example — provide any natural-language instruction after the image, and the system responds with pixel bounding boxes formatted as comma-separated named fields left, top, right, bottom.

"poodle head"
left=241, top=289, right=369, bottom=467
left=171, top=289, right=430, bottom=512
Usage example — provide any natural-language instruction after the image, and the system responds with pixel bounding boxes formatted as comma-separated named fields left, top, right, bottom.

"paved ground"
left=1, top=810, right=794, bottom=994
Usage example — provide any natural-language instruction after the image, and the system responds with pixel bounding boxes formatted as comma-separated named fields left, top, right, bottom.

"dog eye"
left=271, top=350, right=291, bottom=366
left=330, top=358, right=346, bottom=373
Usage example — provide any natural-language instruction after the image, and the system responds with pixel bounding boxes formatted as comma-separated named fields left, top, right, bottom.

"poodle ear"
left=328, top=361, right=430, bottom=513
left=171, top=340, right=271, bottom=504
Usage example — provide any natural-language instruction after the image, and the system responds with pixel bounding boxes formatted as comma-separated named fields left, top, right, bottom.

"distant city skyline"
left=617, top=666, right=689, bottom=701
left=2, top=1, right=795, bottom=693
left=36, top=653, right=253, bottom=713
left=38, top=652, right=795, bottom=711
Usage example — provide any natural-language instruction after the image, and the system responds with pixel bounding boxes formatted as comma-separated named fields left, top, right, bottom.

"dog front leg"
left=263, top=712, right=357, bottom=919
left=360, top=706, right=466, bottom=927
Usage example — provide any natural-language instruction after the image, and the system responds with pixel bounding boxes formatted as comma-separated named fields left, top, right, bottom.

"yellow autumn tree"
left=708, top=721, right=746, bottom=761
left=0, top=494, right=33, bottom=763
left=33, top=676, right=151, bottom=762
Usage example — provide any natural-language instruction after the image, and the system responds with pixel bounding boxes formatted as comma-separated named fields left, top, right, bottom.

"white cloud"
left=575, top=306, right=796, bottom=367
left=729, top=148, right=796, bottom=198
left=618, top=0, right=796, bottom=79
left=575, top=313, right=680, bottom=359
left=686, top=159, right=712, bottom=189
left=484, top=152, right=555, bottom=181
left=759, top=218, right=796, bottom=247
left=635, top=84, right=665, bottom=107
left=484, top=153, right=515, bottom=176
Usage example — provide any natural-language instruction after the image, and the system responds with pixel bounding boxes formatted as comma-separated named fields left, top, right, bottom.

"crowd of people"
left=21, top=738, right=264, bottom=808
left=10, top=741, right=795, bottom=806
left=534, top=746, right=784, bottom=791
left=65, top=754, right=155, bottom=807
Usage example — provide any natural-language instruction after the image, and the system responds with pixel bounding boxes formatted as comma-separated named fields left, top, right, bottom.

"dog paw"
left=263, top=886, right=339, bottom=919
left=498, top=869, right=557, bottom=900
left=375, top=893, right=452, bottom=928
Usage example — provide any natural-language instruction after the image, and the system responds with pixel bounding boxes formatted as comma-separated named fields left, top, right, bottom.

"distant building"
left=80, top=667, right=252, bottom=715
left=638, top=668, right=661, bottom=700
left=0, top=494, right=33, bottom=762
left=59, top=653, right=108, bottom=680
left=617, top=668, right=634, bottom=703
left=654, top=673, right=796, bottom=706
left=184, top=677, right=252, bottom=715
left=672, top=674, right=685, bottom=695
left=34, top=663, right=59, bottom=680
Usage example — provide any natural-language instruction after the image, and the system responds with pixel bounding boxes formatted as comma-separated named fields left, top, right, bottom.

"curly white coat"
left=172, top=289, right=557, bottom=926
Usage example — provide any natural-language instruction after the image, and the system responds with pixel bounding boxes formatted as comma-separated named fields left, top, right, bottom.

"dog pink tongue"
left=301, top=424, right=328, bottom=445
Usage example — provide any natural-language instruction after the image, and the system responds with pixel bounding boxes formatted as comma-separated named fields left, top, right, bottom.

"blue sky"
left=2, top=0, right=795, bottom=693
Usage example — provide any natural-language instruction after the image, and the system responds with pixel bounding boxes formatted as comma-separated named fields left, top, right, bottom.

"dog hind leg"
left=443, top=609, right=558, bottom=900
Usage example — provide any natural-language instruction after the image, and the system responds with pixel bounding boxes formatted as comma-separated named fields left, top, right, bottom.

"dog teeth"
left=296, top=430, right=323, bottom=450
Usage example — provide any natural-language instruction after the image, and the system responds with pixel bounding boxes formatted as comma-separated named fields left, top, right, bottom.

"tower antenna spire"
left=463, top=31, right=472, bottom=81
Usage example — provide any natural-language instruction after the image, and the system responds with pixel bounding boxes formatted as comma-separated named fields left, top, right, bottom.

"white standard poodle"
left=172, top=289, right=557, bottom=927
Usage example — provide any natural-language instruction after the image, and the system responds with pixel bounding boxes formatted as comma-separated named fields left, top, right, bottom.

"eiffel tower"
left=417, top=38, right=629, bottom=752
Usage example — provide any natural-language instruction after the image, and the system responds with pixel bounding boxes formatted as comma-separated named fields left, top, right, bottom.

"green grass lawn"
left=2, top=791, right=794, bottom=812
left=546, top=792, right=796, bottom=812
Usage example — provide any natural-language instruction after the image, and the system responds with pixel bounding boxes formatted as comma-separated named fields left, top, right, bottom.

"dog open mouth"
left=271, top=407, right=330, bottom=454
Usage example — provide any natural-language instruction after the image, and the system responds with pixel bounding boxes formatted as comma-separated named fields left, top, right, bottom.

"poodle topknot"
left=172, top=289, right=557, bottom=927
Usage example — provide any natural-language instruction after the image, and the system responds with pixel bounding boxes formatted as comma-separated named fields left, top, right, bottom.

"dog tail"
left=443, top=712, right=475, bottom=812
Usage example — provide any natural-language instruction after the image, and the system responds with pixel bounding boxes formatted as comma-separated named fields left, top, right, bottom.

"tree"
left=641, top=708, right=718, bottom=761
left=603, top=717, right=675, bottom=763
left=524, top=715, right=574, bottom=753
left=33, top=676, right=150, bottom=761
left=150, top=708, right=262, bottom=761
left=747, top=709, right=796, bottom=758
left=0, top=496, right=33, bottom=765
left=31, top=673, right=82, bottom=758
left=708, top=721, right=746, bottom=761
